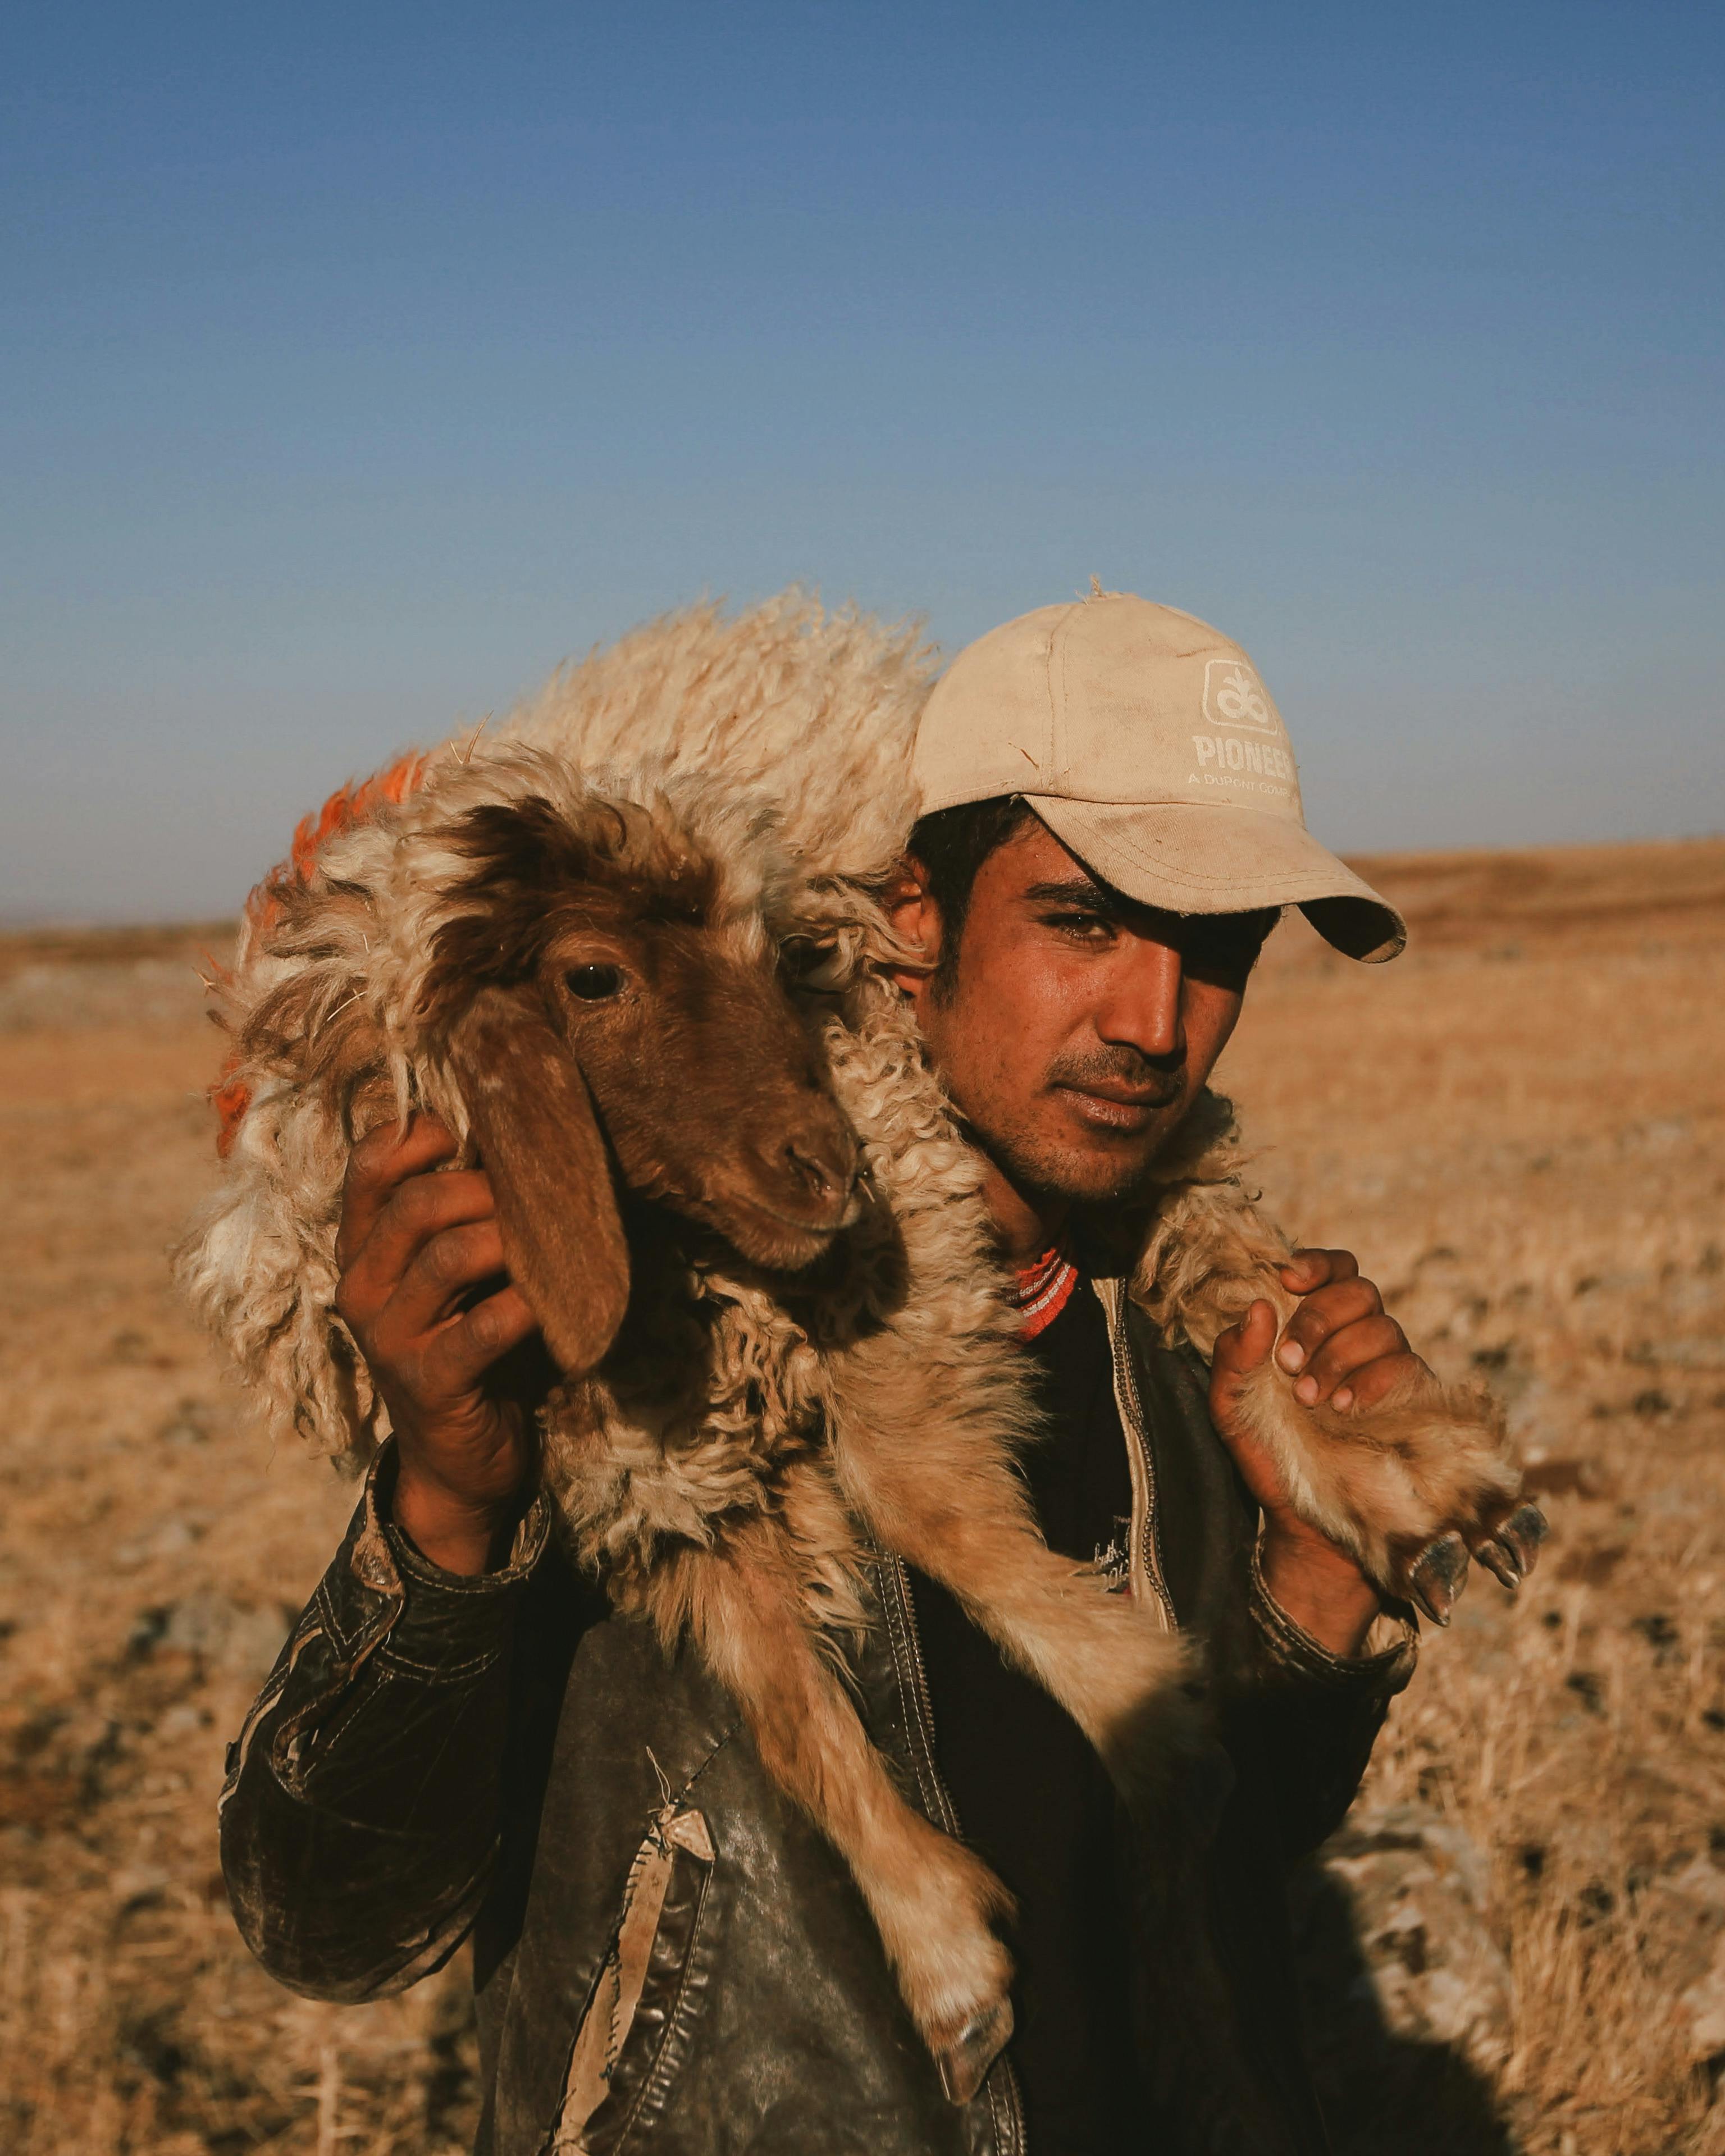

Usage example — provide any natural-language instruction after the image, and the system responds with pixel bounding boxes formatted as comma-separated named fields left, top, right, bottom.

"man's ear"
left=883, top=855, right=942, bottom=1002
left=446, top=985, right=631, bottom=1377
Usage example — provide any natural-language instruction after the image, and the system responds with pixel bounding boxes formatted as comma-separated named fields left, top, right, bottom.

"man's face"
left=895, top=817, right=1272, bottom=1214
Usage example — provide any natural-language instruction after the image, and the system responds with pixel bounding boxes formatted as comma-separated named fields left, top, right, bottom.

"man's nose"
left=1093, top=941, right=1184, bottom=1062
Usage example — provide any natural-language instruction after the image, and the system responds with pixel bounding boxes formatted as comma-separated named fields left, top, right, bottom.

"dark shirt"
left=909, top=1278, right=1146, bottom=2155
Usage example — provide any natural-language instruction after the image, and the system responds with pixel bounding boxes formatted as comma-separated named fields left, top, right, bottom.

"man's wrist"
left=1256, top=1520, right=1382, bottom=1660
left=392, top=1464, right=530, bottom=1577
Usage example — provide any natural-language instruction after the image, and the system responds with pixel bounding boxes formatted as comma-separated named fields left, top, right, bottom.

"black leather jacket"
left=220, top=1290, right=1414, bottom=2155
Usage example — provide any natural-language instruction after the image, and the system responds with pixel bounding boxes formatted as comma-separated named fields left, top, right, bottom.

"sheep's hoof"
left=1472, top=1537, right=1521, bottom=1589
left=1470, top=1500, right=1549, bottom=1590
left=1408, top=1532, right=1470, bottom=1627
left=935, top=1998, right=1014, bottom=2105
left=1499, top=1502, right=1548, bottom=1576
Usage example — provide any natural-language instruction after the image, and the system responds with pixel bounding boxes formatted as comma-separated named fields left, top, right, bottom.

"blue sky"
left=4, top=1, right=1721, bottom=919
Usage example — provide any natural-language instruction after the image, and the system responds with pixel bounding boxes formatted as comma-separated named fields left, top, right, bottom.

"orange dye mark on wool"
left=210, top=1074, right=252, bottom=1159
left=284, top=751, right=428, bottom=884
left=209, top=750, right=429, bottom=1157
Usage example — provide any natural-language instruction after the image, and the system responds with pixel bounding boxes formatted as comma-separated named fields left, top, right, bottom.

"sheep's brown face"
left=536, top=892, right=860, bottom=1269
left=426, top=796, right=861, bottom=1376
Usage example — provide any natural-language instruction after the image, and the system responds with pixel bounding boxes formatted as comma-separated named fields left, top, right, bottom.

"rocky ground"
left=1, top=837, right=1721, bottom=2153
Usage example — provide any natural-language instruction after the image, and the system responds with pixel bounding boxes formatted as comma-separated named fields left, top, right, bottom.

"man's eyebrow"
left=1021, top=876, right=1121, bottom=910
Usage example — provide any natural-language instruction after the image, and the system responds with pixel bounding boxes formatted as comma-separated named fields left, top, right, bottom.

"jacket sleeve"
left=218, top=1443, right=559, bottom=2002
left=1217, top=1545, right=1418, bottom=1863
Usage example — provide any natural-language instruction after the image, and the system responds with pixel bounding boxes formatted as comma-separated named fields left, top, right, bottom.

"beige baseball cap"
left=914, top=588, right=1405, bottom=962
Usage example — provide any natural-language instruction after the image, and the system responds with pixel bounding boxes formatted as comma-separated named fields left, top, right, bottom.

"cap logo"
left=1203, top=659, right=1275, bottom=732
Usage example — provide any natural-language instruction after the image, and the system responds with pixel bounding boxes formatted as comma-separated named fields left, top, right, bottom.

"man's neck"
left=974, top=1152, right=1070, bottom=1271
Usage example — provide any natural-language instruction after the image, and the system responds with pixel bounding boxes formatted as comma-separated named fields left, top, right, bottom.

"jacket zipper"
left=881, top=1554, right=1028, bottom=2155
left=1097, top=1278, right=1177, bottom=1630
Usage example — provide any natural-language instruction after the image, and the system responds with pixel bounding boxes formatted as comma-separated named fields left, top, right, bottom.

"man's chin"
left=987, top=1129, right=1172, bottom=1213
left=1049, top=1158, right=1166, bottom=1209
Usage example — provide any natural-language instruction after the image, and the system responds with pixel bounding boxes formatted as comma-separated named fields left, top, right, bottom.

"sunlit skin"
left=885, top=815, right=1432, bottom=1655
left=334, top=814, right=1427, bottom=1656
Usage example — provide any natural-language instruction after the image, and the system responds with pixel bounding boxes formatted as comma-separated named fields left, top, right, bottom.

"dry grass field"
left=1, top=837, right=1721, bottom=2153
left=1225, top=841, right=1725, bottom=2153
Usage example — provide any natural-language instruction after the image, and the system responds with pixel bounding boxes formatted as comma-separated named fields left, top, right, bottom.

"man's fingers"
left=1330, top=1350, right=1429, bottom=1415
left=413, top=1285, right=540, bottom=1397
left=339, top=1170, right=499, bottom=1322
left=1275, top=1276, right=1386, bottom=1371
left=1277, top=1246, right=1360, bottom=1292
left=1291, top=1321, right=1417, bottom=1406
left=337, top=1113, right=459, bottom=1267
left=386, top=1218, right=512, bottom=1339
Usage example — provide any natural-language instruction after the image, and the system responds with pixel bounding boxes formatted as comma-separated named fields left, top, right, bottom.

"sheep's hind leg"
left=1155, top=1194, right=1547, bottom=1624
left=1220, top=1355, right=1548, bottom=1627
left=832, top=1418, right=1199, bottom=1817
left=662, top=1523, right=1016, bottom=2103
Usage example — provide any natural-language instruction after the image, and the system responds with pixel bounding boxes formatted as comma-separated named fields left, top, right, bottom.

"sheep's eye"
left=565, top=964, right=623, bottom=1002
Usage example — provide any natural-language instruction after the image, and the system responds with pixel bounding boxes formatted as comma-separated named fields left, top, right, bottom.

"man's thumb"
left=1211, top=1298, right=1278, bottom=1389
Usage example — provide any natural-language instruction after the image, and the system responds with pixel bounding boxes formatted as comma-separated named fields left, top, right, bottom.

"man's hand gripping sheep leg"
left=1207, top=1248, right=1546, bottom=1631
left=332, top=1113, right=538, bottom=1578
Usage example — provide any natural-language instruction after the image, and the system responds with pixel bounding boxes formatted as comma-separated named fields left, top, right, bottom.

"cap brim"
left=1026, top=797, right=1407, bottom=962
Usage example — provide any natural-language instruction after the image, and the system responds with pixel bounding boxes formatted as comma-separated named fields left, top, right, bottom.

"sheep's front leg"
left=655, top=1521, right=1017, bottom=2104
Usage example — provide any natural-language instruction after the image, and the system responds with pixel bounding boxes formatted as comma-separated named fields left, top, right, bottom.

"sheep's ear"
left=446, top=985, right=631, bottom=1377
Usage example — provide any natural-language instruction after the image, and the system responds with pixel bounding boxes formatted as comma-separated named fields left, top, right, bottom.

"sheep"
left=181, top=591, right=1543, bottom=2103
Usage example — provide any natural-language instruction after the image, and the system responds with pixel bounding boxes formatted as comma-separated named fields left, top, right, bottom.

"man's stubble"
left=959, top=1038, right=1193, bottom=1217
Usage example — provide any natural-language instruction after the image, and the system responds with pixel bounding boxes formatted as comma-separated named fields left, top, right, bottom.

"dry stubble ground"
left=0, top=841, right=1721, bottom=2153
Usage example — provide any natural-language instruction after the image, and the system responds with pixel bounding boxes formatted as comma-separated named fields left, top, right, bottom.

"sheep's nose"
left=781, top=1131, right=857, bottom=1211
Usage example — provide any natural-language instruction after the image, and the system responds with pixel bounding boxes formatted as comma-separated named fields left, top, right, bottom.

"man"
left=222, top=591, right=1429, bottom=2154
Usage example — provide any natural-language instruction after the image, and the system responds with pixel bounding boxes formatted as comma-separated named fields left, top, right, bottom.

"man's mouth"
left=1066, top=1079, right=1178, bottom=1107
left=1055, top=1079, right=1183, bottom=1130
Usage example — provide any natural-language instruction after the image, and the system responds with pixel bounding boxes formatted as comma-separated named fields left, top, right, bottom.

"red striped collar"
left=1009, top=1248, right=1080, bottom=1340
